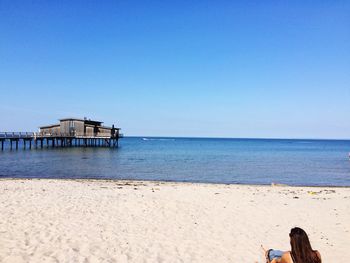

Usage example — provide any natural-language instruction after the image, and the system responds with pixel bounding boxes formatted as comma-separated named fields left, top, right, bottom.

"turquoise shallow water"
left=0, top=137, right=350, bottom=186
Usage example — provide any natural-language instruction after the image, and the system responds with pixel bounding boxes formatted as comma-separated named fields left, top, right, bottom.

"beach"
left=0, top=179, right=349, bottom=262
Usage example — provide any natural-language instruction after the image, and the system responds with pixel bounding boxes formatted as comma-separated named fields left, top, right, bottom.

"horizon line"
left=125, top=135, right=350, bottom=141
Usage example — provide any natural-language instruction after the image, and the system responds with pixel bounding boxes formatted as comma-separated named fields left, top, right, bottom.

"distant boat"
left=142, top=138, right=175, bottom=141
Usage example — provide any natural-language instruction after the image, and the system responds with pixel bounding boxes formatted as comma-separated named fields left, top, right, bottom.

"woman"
left=265, top=227, right=321, bottom=263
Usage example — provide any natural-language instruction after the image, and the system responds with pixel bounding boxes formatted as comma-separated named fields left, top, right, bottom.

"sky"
left=0, top=1, right=349, bottom=138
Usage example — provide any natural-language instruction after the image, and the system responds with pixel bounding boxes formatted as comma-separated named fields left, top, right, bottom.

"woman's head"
left=289, top=227, right=321, bottom=263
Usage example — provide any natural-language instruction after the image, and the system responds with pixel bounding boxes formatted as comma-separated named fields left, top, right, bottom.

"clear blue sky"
left=0, top=1, right=349, bottom=138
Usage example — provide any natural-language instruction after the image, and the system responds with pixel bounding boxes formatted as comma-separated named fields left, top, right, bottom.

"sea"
left=0, top=137, right=350, bottom=186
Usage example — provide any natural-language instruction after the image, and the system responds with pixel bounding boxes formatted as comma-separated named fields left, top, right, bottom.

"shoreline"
left=1, top=179, right=349, bottom=262
left=1, top=177, right=350, bottom=188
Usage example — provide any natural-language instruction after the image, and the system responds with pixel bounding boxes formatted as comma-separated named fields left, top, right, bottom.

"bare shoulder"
left=280, top=252, right=293, bottom=263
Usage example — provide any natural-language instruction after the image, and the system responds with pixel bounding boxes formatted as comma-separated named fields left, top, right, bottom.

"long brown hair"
left=289, top=227, right=321, bottom=263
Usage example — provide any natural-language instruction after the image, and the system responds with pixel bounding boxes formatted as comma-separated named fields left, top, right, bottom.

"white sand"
left=0, top=179, right=349, bottom=262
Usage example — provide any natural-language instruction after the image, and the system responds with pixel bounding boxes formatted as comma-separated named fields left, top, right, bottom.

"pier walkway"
left=0, top=132, right=123, bottom=150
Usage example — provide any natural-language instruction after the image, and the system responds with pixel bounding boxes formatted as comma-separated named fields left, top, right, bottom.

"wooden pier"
left=0, top=132, right=123, bottom=150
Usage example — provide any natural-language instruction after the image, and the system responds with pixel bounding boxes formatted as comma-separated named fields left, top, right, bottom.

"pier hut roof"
left=39, top=118, right=119, bottom=130
left=59, top=118, right=103, bottom=125
left=39, top=124, right=60, bottom=129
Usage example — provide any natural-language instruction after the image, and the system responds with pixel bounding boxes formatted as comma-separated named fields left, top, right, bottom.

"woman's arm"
left=279, top=252, right=292, bottom=263
left=270, top=252, right=292, bottom=263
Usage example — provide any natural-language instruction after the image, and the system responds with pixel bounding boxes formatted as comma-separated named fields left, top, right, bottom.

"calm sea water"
left=0, top=137, right=350, bottom=186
